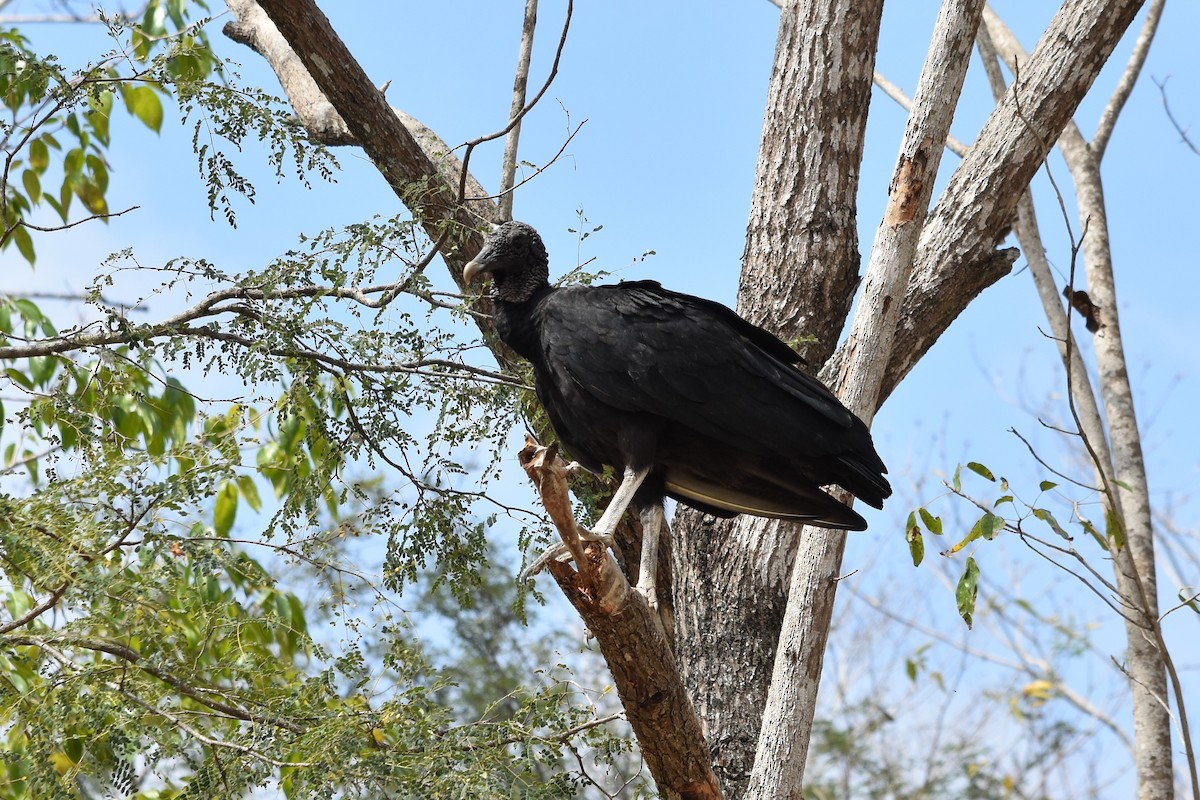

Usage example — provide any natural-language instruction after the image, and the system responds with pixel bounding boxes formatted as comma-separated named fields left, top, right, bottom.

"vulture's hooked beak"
left=463, top=256, right=486, bottom=284
left=463, top=222, right=504, bottom=283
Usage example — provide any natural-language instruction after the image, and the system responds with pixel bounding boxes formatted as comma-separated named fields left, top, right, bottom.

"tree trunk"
left=978, top=11, right=1182, bottom=795
left=672, top=2, right=883, bottom=793
left=747, top=1, right=986, bottom=794
left=674, top=0, right=1148, bottom=796
left=226, top=0, right=1165, bottom=796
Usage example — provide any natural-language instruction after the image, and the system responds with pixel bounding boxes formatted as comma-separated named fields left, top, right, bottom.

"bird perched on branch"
left=464, top=221, right=890, bottom=606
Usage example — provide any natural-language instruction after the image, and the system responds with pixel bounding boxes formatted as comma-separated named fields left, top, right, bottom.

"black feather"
left=467, top=221, right=891, bottom=531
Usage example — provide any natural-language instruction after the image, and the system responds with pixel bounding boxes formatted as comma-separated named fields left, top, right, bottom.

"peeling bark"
left=674, top=2, right=884, bottom=791
left=519, top=441, right=721, bottom=800
left=746, top=1, right=985, bottom=794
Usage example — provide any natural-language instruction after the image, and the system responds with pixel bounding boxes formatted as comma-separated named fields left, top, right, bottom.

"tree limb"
left=980, top=9, right=1195, bottom=797
left=223, top=0, right=496, bottom=293
left=498, top=0, right=538, bottom=222
left=859, top=0, right=1149, bottom=404
left=747, top=1, right=986, bottom=794
left=518, top=440, right=722, bottom=800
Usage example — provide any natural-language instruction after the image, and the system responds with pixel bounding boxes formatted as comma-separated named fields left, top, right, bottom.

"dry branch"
left=978, top=8, right=1194, bottom=797
left=746, top=1, right=986, bottom=794
left=518, top=439, right=722, bottom=800
left=863, top=0, right=1149, bottom=403
left=223, top=0, right=496, bottom=294
left=498, top=0, right=539, bottom=221
left=226, top=3, right=714, bottom=794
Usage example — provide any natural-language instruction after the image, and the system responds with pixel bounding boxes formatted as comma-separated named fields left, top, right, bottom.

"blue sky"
left=7, top=1, right=1200, bottom=790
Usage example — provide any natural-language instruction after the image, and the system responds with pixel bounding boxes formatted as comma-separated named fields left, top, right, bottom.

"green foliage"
left=0, top=3, right=333, bottom=267
left=0, top=8, right=624, bottom=798
left=910, top=452, right=1145, bottom=636
left=955, top=556, right=980, bottom=628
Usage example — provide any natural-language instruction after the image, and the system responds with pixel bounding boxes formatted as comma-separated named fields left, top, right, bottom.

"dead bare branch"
left=498, top=0, right=539, bottom=221
left=1152, top=76, right=1200, bottom=155
left=517, top=438, right=722, bottom=799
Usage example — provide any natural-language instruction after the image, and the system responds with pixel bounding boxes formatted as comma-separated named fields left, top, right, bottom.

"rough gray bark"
left=676, top=0, right=1149, bottom=796
left=1060, top=131, right=1175, bottom=800
left=746, top=2, right=985, bottom=795
left=673, top=2, right=884, bottom=793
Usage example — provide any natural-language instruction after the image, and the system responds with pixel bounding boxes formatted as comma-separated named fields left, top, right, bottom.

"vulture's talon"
left=577, top=527, right=616, bottom=548
left=519, top=543, right=572, bottom=582
left=635, top=580, right=658, bottom=611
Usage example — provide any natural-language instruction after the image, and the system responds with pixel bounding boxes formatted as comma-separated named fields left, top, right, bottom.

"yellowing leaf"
left=125, top=85, right=164, bottom=133
left=956, top=556, right=980, bottom=628
left=214, top=479, right=238, bottom=537
left=1022, top=679, right=1056, bottom=701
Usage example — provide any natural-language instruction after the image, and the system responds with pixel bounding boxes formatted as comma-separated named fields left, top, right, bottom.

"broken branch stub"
left=516, top=436, right=722, bottom=799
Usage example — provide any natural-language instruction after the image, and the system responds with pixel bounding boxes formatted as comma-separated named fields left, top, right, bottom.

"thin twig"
left=1093, top=0, right=1166, bottom=160
left=497, top=0, right=538, bottom=221
left=1153, top=76, right=1200, bottom=156
left=456, top=0, right=573, bottom=206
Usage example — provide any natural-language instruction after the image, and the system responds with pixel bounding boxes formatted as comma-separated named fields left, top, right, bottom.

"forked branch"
left=518, top=438, right=722, bottom=800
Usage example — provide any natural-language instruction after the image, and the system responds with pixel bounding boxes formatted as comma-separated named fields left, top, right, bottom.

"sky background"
left=6, top=0, right=1200, bottom=793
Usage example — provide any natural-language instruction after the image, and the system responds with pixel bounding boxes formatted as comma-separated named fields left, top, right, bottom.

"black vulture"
left=464, top=221, right=890, bottom=604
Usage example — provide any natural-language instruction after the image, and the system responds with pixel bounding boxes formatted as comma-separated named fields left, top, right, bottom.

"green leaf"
left=236, top=475, right=262, bottom=513
left=905, top=512, right=924, bottom=567
left=1032, top=508, right=1070, bottom=540
left=13, top=298, right=44, bottom=326
left=29, top=137, right=49, bottom=172
left=956, top=556, right=980, bottom=629
left=918, top=507, right=942, bottom=535
left=86, top=154, right=109, bottom=194
left=4, top=367, right=34, bottom=391
left=1105, top=507, right=1125, bottom=550
left=214, top=480, right=238, bottom=537
left=77, top=179, right=108, bottom=216
left=966, top=461, right=996, bottom=481
left=1038, top=480, right=1057, bottom=492
left=88, top=89, right=115, bottom=147
left=11, top=224, right=34, bottom=265
left=22, top=168, right=41, bottom=203
left=951, top=464, right=962, bottom=493
left=124, top=85, right=164, bottom=133
left=28, top=355, right=57, bottom=387
left=63, top=147, right=84, bottom=178
left=946, top=512, right=1004, bottom=555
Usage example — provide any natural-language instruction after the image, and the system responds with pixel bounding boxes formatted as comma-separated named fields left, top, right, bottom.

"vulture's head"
left=463, top=221, right=549, bottom=303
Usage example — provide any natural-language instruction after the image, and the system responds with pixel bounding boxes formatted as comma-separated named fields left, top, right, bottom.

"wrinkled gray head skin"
left=462, top=221, right=550, bottom=303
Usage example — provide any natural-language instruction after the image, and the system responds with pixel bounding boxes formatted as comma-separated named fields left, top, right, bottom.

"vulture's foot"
left=519, top=529, right=617, bottom=583
left=634, top=577, right=658, bottom=610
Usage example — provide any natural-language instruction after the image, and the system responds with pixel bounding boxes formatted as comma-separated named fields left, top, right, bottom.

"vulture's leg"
left=587, top=464, right=649, bottom=540
left=635, top=503, right=664, bottom=608
left=519, top=465, right=648, bottom=582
